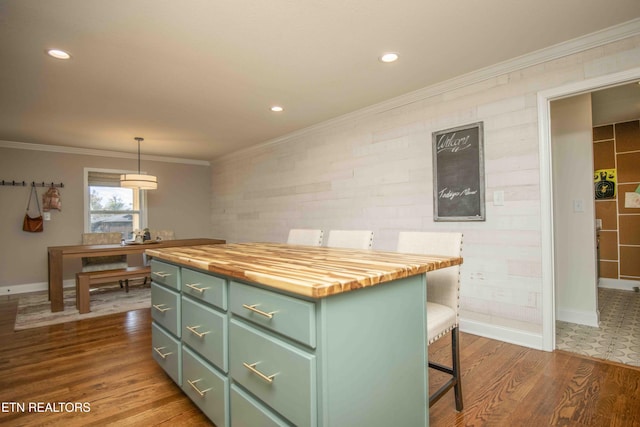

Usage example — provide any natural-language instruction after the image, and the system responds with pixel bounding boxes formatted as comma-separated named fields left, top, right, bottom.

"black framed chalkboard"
left=432, top=122, right=485, bottom=221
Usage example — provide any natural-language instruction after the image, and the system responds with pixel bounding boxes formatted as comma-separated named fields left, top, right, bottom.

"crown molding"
left=0, top=140, right=210, bottom=166
left=216, top=18, right=640, bottom=163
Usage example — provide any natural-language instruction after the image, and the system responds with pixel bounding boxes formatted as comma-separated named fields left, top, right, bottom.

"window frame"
left=83, top=167, right=149, bottom=234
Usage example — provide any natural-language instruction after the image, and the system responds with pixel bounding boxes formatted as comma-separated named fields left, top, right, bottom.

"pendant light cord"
left=135, top=137, right=143, bottom=174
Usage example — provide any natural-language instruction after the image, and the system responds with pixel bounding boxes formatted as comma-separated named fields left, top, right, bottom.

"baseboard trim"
left=598, top=278, right=640, bottom=291
left=0, top=279, right=76, bottom=295
left=556, top=307, right=599, bottom=327
left=460, top=318, right=544, bottom=351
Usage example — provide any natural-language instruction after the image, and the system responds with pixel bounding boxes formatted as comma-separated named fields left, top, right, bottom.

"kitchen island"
left=147, top=242, right=462, bottom=427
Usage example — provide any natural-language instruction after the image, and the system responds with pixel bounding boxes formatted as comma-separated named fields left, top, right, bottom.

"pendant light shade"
left=120, top=173, right=158, bottom=190
left=120, top=137, right=157, bottom=190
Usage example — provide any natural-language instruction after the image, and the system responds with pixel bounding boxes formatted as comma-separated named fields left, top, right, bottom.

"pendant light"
left=120, top=137, right=158, bottom=190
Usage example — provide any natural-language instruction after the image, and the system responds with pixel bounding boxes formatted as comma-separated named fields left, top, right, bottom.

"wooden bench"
left=75, top=266, right=151, bottom=314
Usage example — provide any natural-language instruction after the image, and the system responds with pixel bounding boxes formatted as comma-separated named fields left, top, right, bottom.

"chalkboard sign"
left=432, top=122, right=485, bottom=221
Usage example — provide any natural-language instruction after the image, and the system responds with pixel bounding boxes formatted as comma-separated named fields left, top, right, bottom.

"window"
left=85, top=169, right=147, bottom=239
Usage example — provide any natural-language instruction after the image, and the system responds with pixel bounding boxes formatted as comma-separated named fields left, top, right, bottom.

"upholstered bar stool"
left=287, top=229, right=324, bottom=246
left=397, top=231, right=463, bottom=411
left=326, top=230, right=374, bottom=250
left=81, top=232, right=127, bottom=272
left=80, top=232, right=129, bottom=290
left=150, top=229, right=175, bottom=241
left=143, top=230, right=175, bottom=276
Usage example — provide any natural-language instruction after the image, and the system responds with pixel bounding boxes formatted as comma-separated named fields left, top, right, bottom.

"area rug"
left=14, top=284, right=151, bottom=330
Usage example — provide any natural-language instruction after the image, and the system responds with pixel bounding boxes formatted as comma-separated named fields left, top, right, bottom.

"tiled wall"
left=211, top=33, right=640, bottom=344
left=594, top=120, right=640, bottom=281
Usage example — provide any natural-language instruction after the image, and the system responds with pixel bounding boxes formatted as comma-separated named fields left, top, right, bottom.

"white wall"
left=550, top=94, right=598, bottom=326
left=210, top=29, right=640, bottom=349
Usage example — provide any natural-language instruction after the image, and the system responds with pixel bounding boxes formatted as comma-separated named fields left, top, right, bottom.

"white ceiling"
left=1, top=1, right=640, bottom=161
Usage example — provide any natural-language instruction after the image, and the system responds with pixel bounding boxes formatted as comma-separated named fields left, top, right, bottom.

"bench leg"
left=76, top=275, right=91, bottom=314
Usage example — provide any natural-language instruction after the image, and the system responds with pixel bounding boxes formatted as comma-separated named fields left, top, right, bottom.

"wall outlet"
left=43, top=212, right=51, bottom=221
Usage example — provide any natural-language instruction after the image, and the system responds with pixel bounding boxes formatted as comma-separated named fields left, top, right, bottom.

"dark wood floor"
left=1, top=295, right=639, bottom=427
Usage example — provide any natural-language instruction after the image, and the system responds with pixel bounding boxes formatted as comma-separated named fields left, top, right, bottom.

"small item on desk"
left=132, top=228, right=145, bottom=243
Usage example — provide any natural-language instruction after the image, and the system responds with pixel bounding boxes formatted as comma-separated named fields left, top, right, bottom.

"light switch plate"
left=43, top=212, right=51, bottom=221
left=573, top=199, right=584, bottom=213
left=493, top=190, right=504, bottom=206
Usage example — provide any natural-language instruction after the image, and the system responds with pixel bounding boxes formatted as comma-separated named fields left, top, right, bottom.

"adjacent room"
left=1, top=1, right=640, bottom=426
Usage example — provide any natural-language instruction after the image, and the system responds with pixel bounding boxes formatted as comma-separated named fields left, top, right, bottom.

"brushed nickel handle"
left=186, top=325, right=211, bottom=338
left=153, top=346, right=173, bottom=359
left=242, top=304, right=276, bottom=319
left=152, top=271, right=171, bottom=278
left=243, top=362, right=276, bottom=383
left=152, top=303, right=171, bottom=312
left=185, top=283, right=210, bottom=293
left=187, top=379, right=211, bottom=397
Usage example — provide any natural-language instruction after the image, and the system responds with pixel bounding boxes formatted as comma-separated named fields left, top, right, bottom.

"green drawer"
left=229, top=281, right=316, bottom=348
left=229, top=320, right=316, bottom=427
left=151, top=283, right=181, bottom=337
left=182, top=296, right=228, bottom=372
left=182, top=268, right=227, bottom=310
left=152, top=322, right=181, bottom=385
left=230, top=384, right=289, bottom=427
left=182, top=346, right=229, bottom=427
left=150, top=259, right=180, bottom=290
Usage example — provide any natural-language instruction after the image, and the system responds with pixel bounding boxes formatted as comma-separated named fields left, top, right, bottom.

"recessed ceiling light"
left=47, top=49, right=71, bottom=60
left=270, top=106, right=284, bottom=112
left=379, top=52, right=399, bottom=63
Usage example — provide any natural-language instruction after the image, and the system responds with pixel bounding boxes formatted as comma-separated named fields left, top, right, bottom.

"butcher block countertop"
left=146, top=242, right=463, bottom=298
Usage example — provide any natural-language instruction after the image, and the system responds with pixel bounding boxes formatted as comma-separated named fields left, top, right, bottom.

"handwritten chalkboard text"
left=438, top=187, right=478, bottom=200
left=436, top=132, right=472, bottom=153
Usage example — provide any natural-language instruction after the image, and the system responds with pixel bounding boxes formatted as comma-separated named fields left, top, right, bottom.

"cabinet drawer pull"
left=242, top=304, right=276, bottom=319
left=152, top=271, right=171, bottom=278
left=153, top=346, right=173, bottom=359
left=152, top=303, right=171, bottom=313
left=187, top=379, right=211, bottom=397
left=243, top=362, right=276, bottom=383
left=186, top=325, right=211, bottom=338
left=185, top=283, right=210, bottom=293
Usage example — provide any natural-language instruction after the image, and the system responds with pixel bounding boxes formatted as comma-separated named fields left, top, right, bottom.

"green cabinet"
left=151, top=322, right=181, bottom=385
left=182, top=296, right=228, bottom=372
left=229, top=319, right=316, bottom=427
left=151, top=259, right=429, bottom=427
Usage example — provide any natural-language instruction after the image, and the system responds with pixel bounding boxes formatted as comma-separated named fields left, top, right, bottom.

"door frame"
left=537, top=67, right=640, bottom=351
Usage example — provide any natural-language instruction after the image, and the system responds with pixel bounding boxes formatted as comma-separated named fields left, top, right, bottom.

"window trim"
left=83, top=167, right=148, bottom=233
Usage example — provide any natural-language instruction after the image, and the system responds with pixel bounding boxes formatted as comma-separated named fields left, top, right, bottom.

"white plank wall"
left=211, top=31, right=640, bottom=348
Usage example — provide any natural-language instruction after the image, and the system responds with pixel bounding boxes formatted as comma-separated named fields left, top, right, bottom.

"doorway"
left=537, top=66, right=640, bottom=353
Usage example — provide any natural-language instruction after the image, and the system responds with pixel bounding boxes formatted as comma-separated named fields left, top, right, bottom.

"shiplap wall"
left=211, top=33, right=640, bottom=347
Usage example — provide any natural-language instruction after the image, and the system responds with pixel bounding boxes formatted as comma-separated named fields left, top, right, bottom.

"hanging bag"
left=23, top=185, right=44, bottom=232
left=43, top=185, right=62, bottom=211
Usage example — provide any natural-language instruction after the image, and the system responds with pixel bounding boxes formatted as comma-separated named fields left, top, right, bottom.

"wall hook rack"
left=1, top=180, right=64, bottom=188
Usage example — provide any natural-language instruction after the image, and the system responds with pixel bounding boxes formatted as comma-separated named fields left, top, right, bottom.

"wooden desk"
left=47, top=238, right=225, bottom=312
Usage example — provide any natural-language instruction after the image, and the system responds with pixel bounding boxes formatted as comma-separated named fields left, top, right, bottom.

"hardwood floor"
left=0, top=295, right=211, bottom=427
left=1, top=295, right=639, bottom=426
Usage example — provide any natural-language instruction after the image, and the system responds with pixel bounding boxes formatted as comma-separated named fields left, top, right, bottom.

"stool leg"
left=452, top=327, right=463, bottom=411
